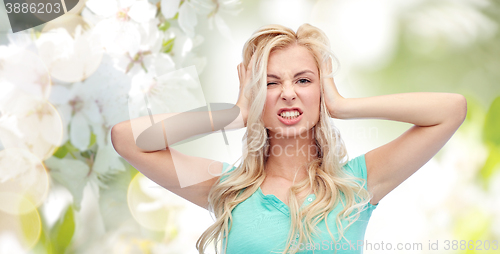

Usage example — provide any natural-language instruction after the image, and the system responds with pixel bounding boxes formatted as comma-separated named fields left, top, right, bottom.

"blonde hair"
left=196, top=23, right=372, bottom=254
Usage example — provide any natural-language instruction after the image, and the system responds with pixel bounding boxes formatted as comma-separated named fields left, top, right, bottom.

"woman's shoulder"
left=342, top=154, right=368, bottom=181
left=220, top=162, right=238, bottom=182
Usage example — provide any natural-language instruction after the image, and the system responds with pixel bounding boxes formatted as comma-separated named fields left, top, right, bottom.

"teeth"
left=280, top=110, right=300, bottom=119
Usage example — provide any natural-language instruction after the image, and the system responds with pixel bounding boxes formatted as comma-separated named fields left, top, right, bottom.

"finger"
left=322, top=59, right=332, bottom=77
left=237, top=63, right=243, bottom=80
left=247, top=52, right=257, bottom=71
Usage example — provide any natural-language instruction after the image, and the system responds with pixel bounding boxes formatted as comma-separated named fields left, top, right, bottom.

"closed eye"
left=267, top=82, right=278, bottom=86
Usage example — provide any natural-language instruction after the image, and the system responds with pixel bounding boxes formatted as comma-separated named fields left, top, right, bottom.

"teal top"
left=219, top=154, right=378, bottom=254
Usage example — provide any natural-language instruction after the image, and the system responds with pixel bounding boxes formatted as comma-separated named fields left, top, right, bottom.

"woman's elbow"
left=448, top=94, right=467, bottom=124
left=456, top=94, right=468, bottom=123
left=111, top=122, right=127, bottom=155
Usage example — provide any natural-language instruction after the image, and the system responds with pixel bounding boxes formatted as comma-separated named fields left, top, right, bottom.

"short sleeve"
left=220, top=162, right=237, bottom=183
left=343, top=154, right=368, bottom=185
left=343, top=154, right=379, bottom=208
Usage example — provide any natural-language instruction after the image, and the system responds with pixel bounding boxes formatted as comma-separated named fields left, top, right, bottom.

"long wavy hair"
left=196, top=23, right=372, bottom=254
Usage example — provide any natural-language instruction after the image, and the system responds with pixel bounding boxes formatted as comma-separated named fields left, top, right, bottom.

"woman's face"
left=262, top=44, right=321, bottom=138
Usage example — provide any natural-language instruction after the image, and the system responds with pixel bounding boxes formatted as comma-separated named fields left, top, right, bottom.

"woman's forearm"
left=334, top=92, right=467, bottom=126
left=112, top=105, right=245, bottom=153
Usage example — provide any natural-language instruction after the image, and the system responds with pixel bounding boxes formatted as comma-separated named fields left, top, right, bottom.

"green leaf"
left=53, top=140, right=80, bottom=159
left=53, top=145, right=68, bottom=159
left=161, top=38, right=175, bottom=54
left=478, top=144, right=500, bottom=187
left=158, top=21, right=170, bottom=31
left=31, top=218, right=54, bottom=254
left=80, top=150, right=92, bottom=159
left=482, top=96, right=500, bottom=147
left=50, top=205, right=75, bottom=254
left=65, top=140, right=80, bottom=153
left=19, top=201, right=42, bottom=249
left=88, top=132, right=97, bottom=148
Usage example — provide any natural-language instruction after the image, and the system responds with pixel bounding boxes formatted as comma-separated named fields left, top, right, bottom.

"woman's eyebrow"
left=267, top=74, right=280, bottom=79
left=267, top=70, right=316, bottom=79
left=294, top=70, right=315, bottom=78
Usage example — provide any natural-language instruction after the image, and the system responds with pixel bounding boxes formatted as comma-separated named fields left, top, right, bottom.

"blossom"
left=0, top=90, right=63, bottom=160
left=192, top=0, right=242, bottom=41
left=0, top=45, right=51, bottom=99
left=36, top=25, right=103, bottom=83
left=86, top=0, right=159, bottom=57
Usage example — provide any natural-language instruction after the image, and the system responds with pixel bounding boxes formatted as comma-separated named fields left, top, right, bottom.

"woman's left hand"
left=321, top=59, right=345, bottom=119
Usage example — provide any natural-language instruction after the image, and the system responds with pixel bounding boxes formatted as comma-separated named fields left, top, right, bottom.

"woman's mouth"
left=277, top=110, right=303, bottom=125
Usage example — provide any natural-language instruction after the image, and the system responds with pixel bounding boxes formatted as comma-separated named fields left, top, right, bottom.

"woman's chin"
left=267, top=126, right=314, bottom=139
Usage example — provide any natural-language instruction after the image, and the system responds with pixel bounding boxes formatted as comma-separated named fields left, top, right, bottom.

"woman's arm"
left=110, top=106, right=244, bottom=209
left=322, top=69, right=467, bottom=205
left=120, top=105, right=244, bottom=153
left=118, top=51, right=256, bottom=154
left=111, top=58, right=253, bottom=209
left=331, top=92, right=466, bottom=126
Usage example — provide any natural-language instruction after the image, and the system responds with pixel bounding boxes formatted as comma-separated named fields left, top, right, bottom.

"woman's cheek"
left=262, top=96, right=276, bottom=126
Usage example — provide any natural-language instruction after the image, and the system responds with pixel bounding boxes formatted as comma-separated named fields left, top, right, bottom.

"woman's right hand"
left=236, top=54, right=256, bottom=127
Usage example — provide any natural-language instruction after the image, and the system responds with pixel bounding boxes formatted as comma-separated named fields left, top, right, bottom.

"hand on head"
left=236, top=52, right=257, bottom=126
left=320, top=57, right=344, bottom=118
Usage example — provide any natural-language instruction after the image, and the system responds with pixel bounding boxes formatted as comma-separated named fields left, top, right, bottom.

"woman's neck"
left=264, top=130, right=318, bottom=182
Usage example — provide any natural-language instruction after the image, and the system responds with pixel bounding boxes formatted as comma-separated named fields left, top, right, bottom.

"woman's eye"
left=297, top=79, right=310, bottom=84
left=267, top=82, right=278, bottom=86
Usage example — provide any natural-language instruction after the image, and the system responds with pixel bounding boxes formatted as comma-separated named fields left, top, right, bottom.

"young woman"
left=111, top=24, right=467, bottom=254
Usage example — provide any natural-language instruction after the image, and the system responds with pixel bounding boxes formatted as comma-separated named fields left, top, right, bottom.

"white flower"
left=49, top=81, right=102, bottom=151
left=128, top=0, right=157, bottom=23
left=0, top=46, right=52, bottom=99
left=0, top=90, right=63, bottom=160
left=81, top=55, right=131, bottom=132
left=192, top=0, right=242, bottom=41
left=164, top=27, right=206, bottom=74
left=191, top=0, right=242, bottom=16
left=0, top=148, right=49, bottom=210
left=211, top=12, right=233, bottom=42
left=44, top=156, right=90, bottom=211
left=36, top=26, right=103, bottom=83
left=86, top=0, right=159, bottom=57
left=93, top=19, right=143, bottom=57
left=86, top=0, right=156, bottom=23
left=0, top=112, right=23, bottom=141
left=139, top=19, right=164, bottom=53
left=93, top=144, right=125, bottom=175
left=5, top=30, right=34, bottom=49
left=161, top=0, right=181, bottom=19
left=85, top=0, right=120, bottom=17
left=129, top=65, right=205, bottom=117
left=178, top=1, right=198, bottom=38
left=70, top=112, right=92, bottom=151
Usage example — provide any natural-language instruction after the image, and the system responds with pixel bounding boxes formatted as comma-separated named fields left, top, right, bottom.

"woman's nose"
left=280, top=82, right=296, bottom=101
